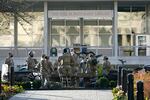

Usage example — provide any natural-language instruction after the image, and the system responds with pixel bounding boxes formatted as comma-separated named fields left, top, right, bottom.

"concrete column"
left=49, top=18, right=52, bottom=47
left=0, top=71, right=1, bottom=94
left=44, top=1, right=49, bottom=55
left=113, top=1, right=118, bottom=57
left=14, top=13, right=18, bottom=55
left=146, top=5, right=149, bottom=34
left=80, top=18, right=84, bottom=45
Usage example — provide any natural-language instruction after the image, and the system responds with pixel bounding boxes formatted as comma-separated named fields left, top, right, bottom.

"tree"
left=0, top=0, right=39, bottom=35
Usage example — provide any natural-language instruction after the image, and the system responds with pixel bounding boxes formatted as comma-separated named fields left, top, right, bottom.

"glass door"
left=135, top=35, right=150, bottom=56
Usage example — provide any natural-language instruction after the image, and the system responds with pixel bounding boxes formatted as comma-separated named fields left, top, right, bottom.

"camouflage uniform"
left=40, top=59, right=47, bottom=87
left=102, top=56, right=111, bottom=76
left=26, top=56, right=37, bottom=72
left=45, top=56, right=53, bottom=82
left=51, top=68, right=60, bottom=82
left=36, top=54, right=46, bottom=87
left=72, top=53, right=80, bottom=76
left=71, top=52, right=80, bottom=87
left=5, top=53, right=14, bottom=81
left=28, top=51, right=38, bottom=71
left=58, top=52, right=74, bottom=77
left=53, top=60, right=59, bottom=70
left=89, top=55, right=97, bottom=78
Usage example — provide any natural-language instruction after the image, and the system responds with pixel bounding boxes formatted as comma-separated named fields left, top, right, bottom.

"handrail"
left=1, top=45, right=150, bottom=57
left=118, top=45, right=150, bottom=56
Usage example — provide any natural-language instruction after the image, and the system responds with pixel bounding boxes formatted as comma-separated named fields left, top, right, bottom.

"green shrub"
left=15, top=80, right=41, bottom=90
left=1, top=85, right=24, bottom=99
left=33, top=80, right=41, bottom=89
left=109, top=80, right=117, bottom=88
left=2, top=81, right=10, bottom=86
left=112, top=87, right=120, bottom=96
left=21, top=81, right=31, bottom=90
left=12, top=85, right=24, bottom=93
left=96, top=77, right=109, bottom=88
left=46, top=81, right=63, bottom=90
left=97, top=64, right=103, bottom=77
left=112, top=87, right=127, bottom=100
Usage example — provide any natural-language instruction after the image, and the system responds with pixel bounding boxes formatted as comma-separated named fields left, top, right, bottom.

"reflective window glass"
left=18, top=12, right=44, bottom=47
left=0, top=13, right=14, bottom=47
left=51, top=20, right=80, bottom=46
left=118, top=5, right=146, bottom=47
left=83, top=19, right=112, bottom=46
left=99, top=35, right=112, bottom=46
left=84, top=34, right=99, bottom=46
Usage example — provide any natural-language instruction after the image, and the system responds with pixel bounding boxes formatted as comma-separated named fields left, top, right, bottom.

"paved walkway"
left=9, top=90, right=113, bottom=100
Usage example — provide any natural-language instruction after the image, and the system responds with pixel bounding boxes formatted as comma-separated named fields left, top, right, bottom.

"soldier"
left=5, top=52, right=14, bottom=82
left=102, top=56, right=111, bottom=77
left=36, top=54, right=46, bottom=72
left=53, top=60, right=59, bottom=70
left=45, top=56, right=53, bottom=82
left=71, top=49, right=80, bottom=87
left=36, top=54, right=46, bottom=88
left=71, top=49, right=79, bottom=76
left=89, top=54, right=97, bottom=78
left=58, top=48, right=75, bottom=87
left=51, top=67, right=60, bottom=82
left=58, top=48, right=75, bottom=78
left=26, top=51, right=37, bottom=72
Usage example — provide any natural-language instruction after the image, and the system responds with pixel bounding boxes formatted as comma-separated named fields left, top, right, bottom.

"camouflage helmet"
left=63, top=48, right=67, bottom=54
left=8, top=52, right=13, bottom=57
left=28, top=51, right=34, bottom=57
left=103, top=56, right=108, bottom=60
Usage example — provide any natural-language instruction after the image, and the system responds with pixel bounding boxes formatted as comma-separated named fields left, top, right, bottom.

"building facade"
left=0, top=0, right=150, bottom=65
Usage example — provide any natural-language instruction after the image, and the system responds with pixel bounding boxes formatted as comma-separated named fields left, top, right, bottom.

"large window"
left=0, top=13, right=14, bottom=47
left=148, top=5, right=150, bottom=33
left=118, top=5, right=146, bottom=46
left=84, top=20, right=99, bottom=46
left=49, top=2, right=113, bottom=48
left=51, top=19, right=80, bottom=47
left=83, top=19, right=112, bottom=46
left=18, top=12, right=44, bottom=47
left=118, top=5, right=147, bottom=56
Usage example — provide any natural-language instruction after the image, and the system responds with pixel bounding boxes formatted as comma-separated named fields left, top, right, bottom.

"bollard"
left=10, top=67, right=14, bottom=86
left=137, top=81, right=144, bottom=100
left=118, top=66, right=122, bottom=85
left=0, top=71, right=1, bottom=94
left=122, top=69, right=127, bottom=93
left=30, top=81, right=33, bottom=90
left=127, top=74, right=134, bottom=100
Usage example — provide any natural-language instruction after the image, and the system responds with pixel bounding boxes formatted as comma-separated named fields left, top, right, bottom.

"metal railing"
left=0, top=45, right=150, bottom=58
left=118, top=46, right=150, bottom=57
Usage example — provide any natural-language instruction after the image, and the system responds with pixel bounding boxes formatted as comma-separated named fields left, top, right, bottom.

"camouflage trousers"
left=61, top=65, right=72, bottom=77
